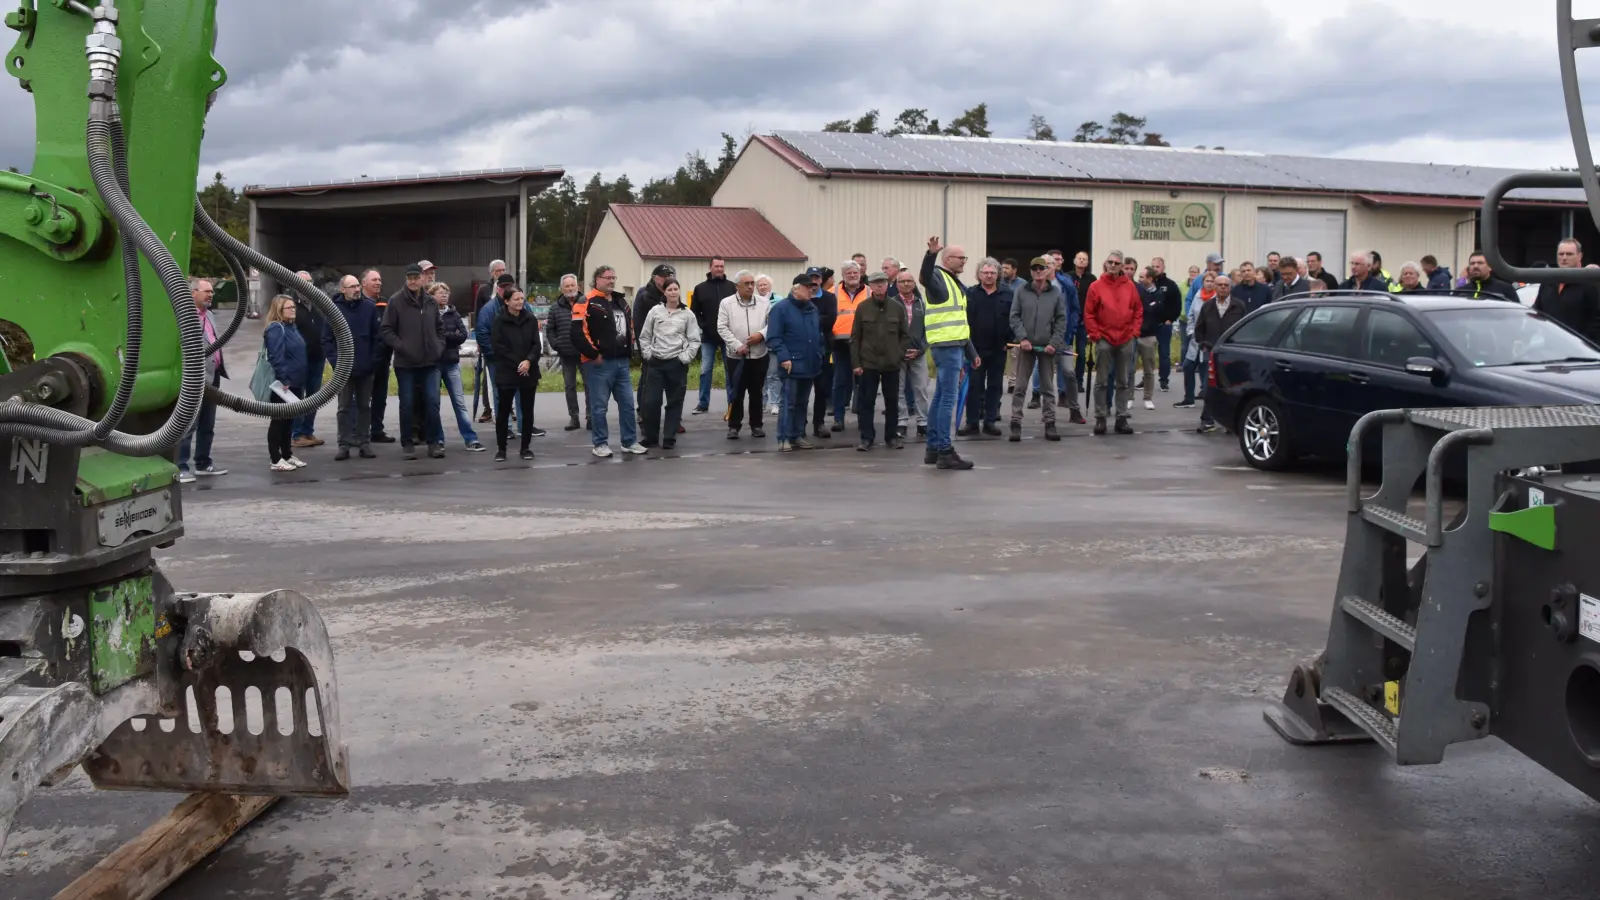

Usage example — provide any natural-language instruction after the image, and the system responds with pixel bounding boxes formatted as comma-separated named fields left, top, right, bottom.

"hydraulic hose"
left=192, top=199, right=353, bottom=419
left=0, top=101, right=208, bottom=454
left=91, top=111, right=141, bottom=441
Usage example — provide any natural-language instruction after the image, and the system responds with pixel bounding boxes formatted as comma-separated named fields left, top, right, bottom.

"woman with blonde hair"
left=263, top=294, right=309, bottom=472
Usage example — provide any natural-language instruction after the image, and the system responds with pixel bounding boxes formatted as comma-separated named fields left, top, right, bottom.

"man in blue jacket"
left=766, top=274, right=824, bottom=452
left=1422, top=255, right=1453, bottom=291
left=321, top=273, right=382, bottom=460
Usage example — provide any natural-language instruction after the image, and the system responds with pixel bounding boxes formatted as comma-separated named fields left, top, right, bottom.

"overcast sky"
left=2, top=0, right=1598, bottom=189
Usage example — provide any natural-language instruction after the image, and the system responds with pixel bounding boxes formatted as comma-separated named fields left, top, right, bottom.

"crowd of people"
left=170, top=235, right=1592, bottom=481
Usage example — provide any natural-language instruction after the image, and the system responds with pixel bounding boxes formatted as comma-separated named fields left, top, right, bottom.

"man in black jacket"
left=1534, top=239, right=1600, bottom=340
left=959, top=257, right=1012, bottom=437
left=574, top=266, right=647, bottom=457
left=291, top=270, right=329, bottom=449
left=690, top=257, right=737, bottom=414
left=1195, top=275, right=1246, bottom=434
left=380, top=263, right=446, bottom=460
left=547, top=274, right=585, bottom=430
left=1148, top=257, right=1183, bottom=392
left=634, top=263, right=673, bottom=390
left=1462, top=252, right=1522, bottom=304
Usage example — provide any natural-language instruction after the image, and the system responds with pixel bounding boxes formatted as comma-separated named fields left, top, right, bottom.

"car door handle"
left=1274, top=360, right=1293, bottom=371
left=1348, top=372, right=1370, bottom=384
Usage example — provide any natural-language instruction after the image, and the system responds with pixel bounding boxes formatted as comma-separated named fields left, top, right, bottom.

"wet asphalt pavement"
left=4, top=323, right=1598, bottom=899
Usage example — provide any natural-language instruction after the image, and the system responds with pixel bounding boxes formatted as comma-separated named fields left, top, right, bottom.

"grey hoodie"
left=1010, top=279, right=1067, bottom=350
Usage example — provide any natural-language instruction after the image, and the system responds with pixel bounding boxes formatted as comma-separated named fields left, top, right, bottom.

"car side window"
left=1225, top=307, right=1298, bottom=347
left=1361, top=309, right=1435, bottom=368
left=1278, top=305, right=1362, bottom=357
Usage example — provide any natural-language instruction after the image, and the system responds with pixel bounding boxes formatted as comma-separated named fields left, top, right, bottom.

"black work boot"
left=1115, top=417, right=1134, bottom=435
left=982, top=422, right=1002, bottom=437
left=924, top=447, right=939, bottom=465
left=1044, top=422, right=1061, bottom=441
left=1027, top=392, right=1041, bottom=409
left=1069, top=410, right=1088, bottom=425
left=957, top=423, right=976, bottom=437
left=1093, top=417, right=1107, bottom=436
left=937, top=448, right=975, bottom=470
left=1009, top=421, right=1022, bottom=442
left=564, top=416, right=581, bottom=431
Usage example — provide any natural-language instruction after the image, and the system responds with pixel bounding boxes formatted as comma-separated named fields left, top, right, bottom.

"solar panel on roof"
left=769, top=131, right=1588, bottom=202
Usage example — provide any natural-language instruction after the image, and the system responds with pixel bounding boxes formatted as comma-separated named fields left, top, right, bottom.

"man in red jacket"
left=1084, top=251, right=1143, bottom=435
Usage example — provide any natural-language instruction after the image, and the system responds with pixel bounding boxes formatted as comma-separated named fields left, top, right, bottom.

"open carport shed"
left=245, top=166, right=564, bottom=304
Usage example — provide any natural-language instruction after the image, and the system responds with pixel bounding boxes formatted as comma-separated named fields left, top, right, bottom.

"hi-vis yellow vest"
left=924, top=269, right=971, bottom=345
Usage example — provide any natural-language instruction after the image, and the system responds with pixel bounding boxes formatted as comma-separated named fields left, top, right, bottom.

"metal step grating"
left=1361, top=505, right=1428, bottom=542
left=1340, top=596, right=1417, bottom=651
left=1408, top=405, right=1600, bottom=432
left=1324, top=687, right=1399, bottom=754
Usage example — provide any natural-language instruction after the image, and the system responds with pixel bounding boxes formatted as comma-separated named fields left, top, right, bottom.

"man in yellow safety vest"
left=919, top=236, right=981, bottom=470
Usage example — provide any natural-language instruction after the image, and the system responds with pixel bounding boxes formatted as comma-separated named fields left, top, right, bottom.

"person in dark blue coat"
left=766, top=275, right=825, bottom=452
left=264, top=294, right=309, bottom=471
left=322, top=274, right=382, bottom=460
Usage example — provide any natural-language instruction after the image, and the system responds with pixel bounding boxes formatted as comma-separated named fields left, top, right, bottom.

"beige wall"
left=714, top=139, right=1475, bottom=287
left=583, top=211, right=806, bottom=300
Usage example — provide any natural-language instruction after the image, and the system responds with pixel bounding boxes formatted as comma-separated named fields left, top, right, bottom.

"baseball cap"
left=1030, top=256, right=1052, bottom=269
left=792, top=273, right=814, bottom=286
left=404, top=263, right=424, bottom=276
left=496, top=274, right=516, bottom=286
left=1205, top=252, right=1225, bottom=265
left=418, top=259, right=437, bottom=272
left=652, top=264, right=675, bottom=278
left=866, top=270, right=889, bottom=284
left=804, top=266, right=824, bottom=279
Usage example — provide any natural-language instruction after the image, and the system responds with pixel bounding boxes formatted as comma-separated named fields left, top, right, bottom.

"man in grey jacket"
left=893, top=270, right=932, bottom=439
left=380, top=263, right=446, bottom=460
left=1008, top=257, right=1067, bottom=443
left=177, top=277, right=229, bottom=483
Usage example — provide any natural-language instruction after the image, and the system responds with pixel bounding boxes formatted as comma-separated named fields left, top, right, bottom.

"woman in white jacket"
left=637, top=279, right=701, bottom=450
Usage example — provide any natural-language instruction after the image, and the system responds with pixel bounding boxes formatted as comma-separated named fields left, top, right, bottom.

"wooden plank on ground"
left=54, top=794, right=279, bottom=900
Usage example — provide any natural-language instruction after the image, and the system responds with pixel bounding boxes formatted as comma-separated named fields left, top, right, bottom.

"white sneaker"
left=766, top=404, right=779, bottom=415
left=1144, top=400, right=1155, bottom=410
left=592, top=445, right=613, bottom=458
left=621, top=442, right=648, bottom=455
left=1126, top=399, right=1134, bottom=410
left=176, top=470, right=196, bottom=484
left=270, top=460, right=295, bottom=472
left=288, top=456, right=308, bottom=469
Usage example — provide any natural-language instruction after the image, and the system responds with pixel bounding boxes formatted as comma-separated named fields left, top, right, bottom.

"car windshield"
left=1424, top=307, right=1600, bottom=368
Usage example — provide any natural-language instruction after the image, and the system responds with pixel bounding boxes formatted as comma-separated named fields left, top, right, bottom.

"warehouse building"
left=593, top=131, right=1586, bottom=286
left=246, top=166, right=563, bottom=304
left=583, top=204, right=807, bottom=298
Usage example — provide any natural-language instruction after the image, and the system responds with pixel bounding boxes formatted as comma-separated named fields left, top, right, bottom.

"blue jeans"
left=697, top=340, right=719, bottom=411
left=764, top=360, right=782, bottom=408
left=926, top=346, right=964, bottom=452
left=177, top=374, right=221, bottom=471
left=439, top=361, right=479, bottom=445
left=831, top=342, right=854, bottom=423
left=779, top=374, right=814, bottom=442
left=1155, top=324, right=1173, bottom=388
left=395, top=365, right=444, bottom=447
left=293, top=359, right=324, bottom=439
left=584, top=357, right=637, bottom=447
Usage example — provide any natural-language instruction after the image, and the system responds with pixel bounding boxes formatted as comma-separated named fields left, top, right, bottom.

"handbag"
left=249, top=324, right=278, bottom=402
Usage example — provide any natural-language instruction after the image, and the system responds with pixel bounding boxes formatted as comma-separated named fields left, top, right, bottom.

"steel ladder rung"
left=1360, top=505, right=1428, bottom=543
left=1339, top=596, right=1417, bottom=652
left=1323, top=687, right=1398, bottom=755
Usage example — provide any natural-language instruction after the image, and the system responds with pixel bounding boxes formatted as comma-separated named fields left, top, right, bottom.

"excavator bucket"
left=83, top=590, right=350, bottom=796
left=0, top=588, right=347, bottom=853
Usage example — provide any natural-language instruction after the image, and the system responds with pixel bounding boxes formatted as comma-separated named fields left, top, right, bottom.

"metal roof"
left=609, top=205, right=806, bottom=261
left=766, top=131, right=1585, bottom=205
left=244, top=166, right=565, bottom=197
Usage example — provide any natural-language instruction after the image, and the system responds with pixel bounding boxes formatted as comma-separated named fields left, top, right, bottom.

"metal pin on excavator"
left=0, top=0, right=352, bottom=858
left=1265, top=0, right=1600, bottom=805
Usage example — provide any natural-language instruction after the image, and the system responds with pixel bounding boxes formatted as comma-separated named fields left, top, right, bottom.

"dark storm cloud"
left=0, top=0, right=1581, bottom=188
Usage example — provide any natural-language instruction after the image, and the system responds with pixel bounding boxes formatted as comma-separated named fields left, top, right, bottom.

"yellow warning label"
left=1384, top=681, right=1401, bottom=716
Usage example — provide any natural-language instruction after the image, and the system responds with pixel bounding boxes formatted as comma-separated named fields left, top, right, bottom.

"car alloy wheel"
left=1239, top=398, right=1289, bottom=470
